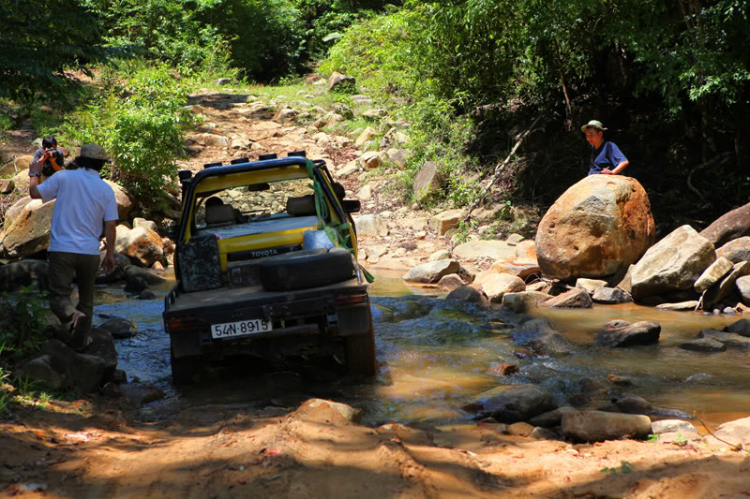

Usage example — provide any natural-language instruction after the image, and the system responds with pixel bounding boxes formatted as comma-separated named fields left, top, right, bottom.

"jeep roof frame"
left=177, top=156, right=346, bottom=244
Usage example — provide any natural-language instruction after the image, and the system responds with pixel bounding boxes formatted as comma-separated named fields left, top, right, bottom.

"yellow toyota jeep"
left=162, top=152, right=375, bottom=383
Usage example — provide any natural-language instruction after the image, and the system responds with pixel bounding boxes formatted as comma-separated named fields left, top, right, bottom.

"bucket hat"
left=580, top=120, right=607, bottom=133
left=79, top=143, right=110, bottom=162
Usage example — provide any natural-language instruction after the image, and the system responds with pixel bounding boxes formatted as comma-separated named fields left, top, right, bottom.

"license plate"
left=211, top=319, right=272, bottom=339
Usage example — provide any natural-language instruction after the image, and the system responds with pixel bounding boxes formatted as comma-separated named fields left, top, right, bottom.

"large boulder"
left=716, top=236, right=750, bottom=264
left=0, top=259, right=49, bottom=292
left=104, top=180, right=133, bottom=221
left=700, top=202, right=750, bottom=247
left=403, top=259, right=460, bottom=283
left=1, top=198, right=55, bottom=258
left=630, top=225, right=716, bottom=300
left=536, top=175, right=655, bottom=279
left=463, top=384, right=558, bottom=424
left=562, top=411, right=652, bottom=442
left=3, top=196, right=34, bottom=229
left=115, top=225, right=166, bottom=267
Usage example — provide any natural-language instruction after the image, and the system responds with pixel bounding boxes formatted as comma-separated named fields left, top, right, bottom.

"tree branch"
left=464, top=116, right=542, bottom=221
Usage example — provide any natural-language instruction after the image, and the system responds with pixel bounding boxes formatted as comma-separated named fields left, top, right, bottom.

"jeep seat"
left=205, top=203, right=235, bottom=227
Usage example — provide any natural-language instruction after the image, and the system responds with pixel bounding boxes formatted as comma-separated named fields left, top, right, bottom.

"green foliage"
left=453, top=219, right=478, bottom=244
left=199, top=0, right=305, bottom=81
left=611, top=0, right=750, bottom=114
left=0, top=0, right=108, bottom=103
left=648, top=433, right=660, bottom=443
left=0, top=114, right=13, bottom=134
left=320, top=8, right=426, bottom=99
left=87, top=0, right=235, bottom=79
left=59, top=63, right=194, bottom=210
left=0, top=287, right=49, bottom=360
left=0, top=389, right=9, bottom=416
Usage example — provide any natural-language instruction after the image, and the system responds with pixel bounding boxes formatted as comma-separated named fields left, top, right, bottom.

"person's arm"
left=601, top=143, right=629, bottom=175
left=28, top=160, right=44, bottom=198
left=102, top=220, right=117, bottom=274
left=609, top=160, right=629, bottom=175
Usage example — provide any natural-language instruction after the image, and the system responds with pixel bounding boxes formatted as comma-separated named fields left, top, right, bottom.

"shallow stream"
left=94, top=270, right=750, bottom=430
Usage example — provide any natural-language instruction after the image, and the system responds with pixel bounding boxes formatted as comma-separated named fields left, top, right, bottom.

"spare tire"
left=259, top=248, right=355, bottom=291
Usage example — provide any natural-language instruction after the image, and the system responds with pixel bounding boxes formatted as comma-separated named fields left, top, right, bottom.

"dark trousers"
left=47, top=251, right=100, bottom=334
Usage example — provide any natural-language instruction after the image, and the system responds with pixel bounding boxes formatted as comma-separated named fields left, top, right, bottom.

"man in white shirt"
left=29, top=144, right=119, bottom=351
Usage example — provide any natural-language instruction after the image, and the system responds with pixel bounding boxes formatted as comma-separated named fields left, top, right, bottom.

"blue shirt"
left=589, top=141, right=627, bottom=175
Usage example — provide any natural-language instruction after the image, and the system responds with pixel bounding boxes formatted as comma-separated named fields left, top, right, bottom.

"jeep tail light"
left=337, top=293, right=368, bottom=307
left=166, top=316, right=199, bottom=332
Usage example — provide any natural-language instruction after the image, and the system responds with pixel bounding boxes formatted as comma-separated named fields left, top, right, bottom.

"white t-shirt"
left=37, top=168, right=120, bottom=255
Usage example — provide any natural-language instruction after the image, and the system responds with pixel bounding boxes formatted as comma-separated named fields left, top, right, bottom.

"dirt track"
left=2, top=397, right=750, bottom=498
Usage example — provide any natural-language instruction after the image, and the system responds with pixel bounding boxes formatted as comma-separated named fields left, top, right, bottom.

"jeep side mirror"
left=332, top=182, right=345, bottom=199
left=342, top=200, right=360, bottom=214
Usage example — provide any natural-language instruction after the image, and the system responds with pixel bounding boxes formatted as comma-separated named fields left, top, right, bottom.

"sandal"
left=67, top=311, right=91, bottom=352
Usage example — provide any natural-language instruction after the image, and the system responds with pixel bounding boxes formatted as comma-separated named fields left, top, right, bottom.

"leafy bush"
left=320, top=7, right=426, bottom=100
left=0, top=287, right=49, bottom=360
left=59, top=64, right=195, bottom=211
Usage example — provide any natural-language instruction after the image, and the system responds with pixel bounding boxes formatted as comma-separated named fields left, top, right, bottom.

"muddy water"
left=94, top=273, right=750, bottom=429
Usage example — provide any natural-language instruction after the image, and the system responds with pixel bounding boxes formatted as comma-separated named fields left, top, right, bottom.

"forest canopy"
left=1, top=0, right=748, bottom=218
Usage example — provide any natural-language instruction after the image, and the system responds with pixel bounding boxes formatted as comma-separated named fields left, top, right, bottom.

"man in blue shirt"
left=581, top=120, right=629, bottom=176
